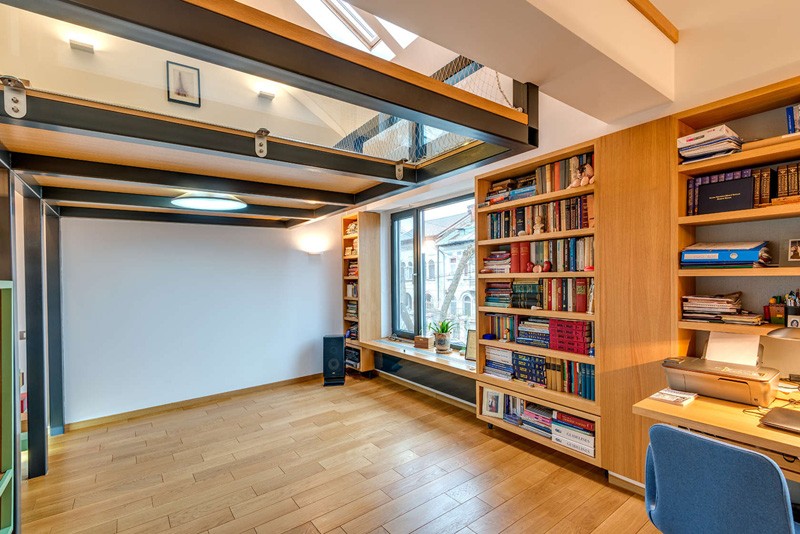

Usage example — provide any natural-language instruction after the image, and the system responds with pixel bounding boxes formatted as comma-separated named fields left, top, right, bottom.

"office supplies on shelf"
left=760, top=406, right=800, bottom=434
left=680, top=242, right=770, bottom=267
left=678, top=125, right=742, bottom=162
left=704, top=331, right=761, bottom=366
left=662, top=357, right=779, bottom=406
left=649, top=388, right=698, bottom=406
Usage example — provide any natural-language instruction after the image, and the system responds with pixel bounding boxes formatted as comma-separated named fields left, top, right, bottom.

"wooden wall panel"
left=596, top=117, right=674, bottom=482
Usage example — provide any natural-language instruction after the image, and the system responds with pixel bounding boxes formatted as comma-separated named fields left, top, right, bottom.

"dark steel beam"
left=3, top=0, right=536, bottom=150
left=42, top=188, right=318, bottom=220
left=11, top=154, right=356, bottom=207
left=23, top=193, right=47, bottom=478
left=1, top=95, right=410, bottom=184
left=58, top=207, right=292, bottom=228
left=416, top=143, right=512, bottom=183
left=44, top=210, right=64, bottom=436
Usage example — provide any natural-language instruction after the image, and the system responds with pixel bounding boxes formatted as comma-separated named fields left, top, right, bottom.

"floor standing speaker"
left=323, top=335, right=346, bottom=386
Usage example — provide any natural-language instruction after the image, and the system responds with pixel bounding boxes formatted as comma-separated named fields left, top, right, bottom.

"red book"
left=575, top=278, right=588, bottom=313
left=554, top=411, right=595, bottom=432
left=510, top=242, right=520, bottom=273
left=519, top=241, right=530, bottom=271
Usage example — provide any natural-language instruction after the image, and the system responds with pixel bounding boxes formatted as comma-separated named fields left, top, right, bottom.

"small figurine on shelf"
left=345, top=221, right=358, bottom=235
left=525, top=261, right=534, bottom=272
left=533, top=216, right=545, bottom=234
left=579, top=163, right=595, bottom=186
left=352, top=238, right=358, bottom=255
left=567, top=156, right=582, bottom=189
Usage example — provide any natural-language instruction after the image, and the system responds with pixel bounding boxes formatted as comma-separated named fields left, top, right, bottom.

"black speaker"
left=323, top=335, right=345, bottom=386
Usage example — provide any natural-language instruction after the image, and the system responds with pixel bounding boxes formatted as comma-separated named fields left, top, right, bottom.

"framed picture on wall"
left=465, top=329, right=477, bottom=361
left=789, top=239, right=800, bottom=262
left=166, top=61, right=201, bottom=107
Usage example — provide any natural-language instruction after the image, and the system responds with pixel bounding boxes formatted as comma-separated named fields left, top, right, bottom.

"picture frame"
left=789, top=239, right=800, bottom=262
left=482, top=388, right=503, bottom=419
left=166, top=61, right=201, bottom=107
left=465, top=329, right=477, bottom=361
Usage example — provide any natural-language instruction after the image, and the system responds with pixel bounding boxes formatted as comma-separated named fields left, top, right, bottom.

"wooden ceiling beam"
left=627, top=0, right=679, bottom=43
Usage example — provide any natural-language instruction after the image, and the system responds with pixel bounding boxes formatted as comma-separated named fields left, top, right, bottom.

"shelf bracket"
left=1, top=75, right=26, bottom=118
left=255, top=128, right=270, bottom=158
left=395, top=159, right=407, bottom=181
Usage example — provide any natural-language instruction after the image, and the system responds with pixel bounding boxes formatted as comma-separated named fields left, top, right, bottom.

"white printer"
left=662, top=357, right=779, bottom=407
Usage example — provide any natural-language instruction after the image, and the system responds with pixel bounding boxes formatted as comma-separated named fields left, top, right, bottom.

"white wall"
left=60, top=216, right=341, bottom=424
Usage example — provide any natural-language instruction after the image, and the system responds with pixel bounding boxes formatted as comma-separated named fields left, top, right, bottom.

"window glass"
left=392, top=213, right=416, bottom=335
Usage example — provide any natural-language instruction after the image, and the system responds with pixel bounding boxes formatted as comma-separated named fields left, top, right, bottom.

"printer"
left=662, top=357, right=779, bottom=407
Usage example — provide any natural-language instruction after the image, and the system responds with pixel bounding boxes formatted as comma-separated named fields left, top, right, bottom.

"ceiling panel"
left=49, top=200, right=288, bottom=220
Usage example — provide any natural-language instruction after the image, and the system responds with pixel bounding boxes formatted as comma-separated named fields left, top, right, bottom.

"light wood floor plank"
left=22, top=376, right=650, bottom=534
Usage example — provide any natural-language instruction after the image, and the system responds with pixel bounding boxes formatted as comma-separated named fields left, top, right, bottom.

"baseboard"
left=63, top=373, right=322, bottom=432
left=376, top=371, right=475, bottom=412
left=608, top=472, right=645, bottom=496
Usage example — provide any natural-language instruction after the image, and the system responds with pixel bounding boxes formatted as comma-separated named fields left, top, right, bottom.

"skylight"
left=295, top=0, right=396, bottom=61
left=376, top=16, right=418, bottom=49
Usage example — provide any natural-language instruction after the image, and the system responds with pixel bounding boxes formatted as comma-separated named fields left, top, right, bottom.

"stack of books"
left=482, top=250, right=511, bottom=273
left=680, top=242, right=771, bottom=269
left=678, top=125, right=742, bottom=163
left=484, top=281, right=512, bottom=307
left=347, top=261, right=359, bottom=276
left=346, top=322, right=359, bottom=339
left=513, top=352, right=546, bottom=386
left=550, top=319, right=593, bottom=355
left=345, top=301, right=358, bottom=320
left=484, top=347, right=514, bottom=380
left=511, top=281, right=542, bottom=309
left=516, top=317, right=550, bottom=348
left=346, top=283, right=358, bottom=298
left=483, top=178, right=518, bottom=206
left=520, top=401, right=553, bottom=438
left=681, top=292, right=760, bottom=324
left=551, top=411, right=596, bottom=457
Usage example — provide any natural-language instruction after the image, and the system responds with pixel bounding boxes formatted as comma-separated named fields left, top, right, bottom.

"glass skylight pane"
left=324, top=0, right=379, bottom=47
left=376, top=16, right=418, bottom=49
left=295, top=0, right=368, bottom=52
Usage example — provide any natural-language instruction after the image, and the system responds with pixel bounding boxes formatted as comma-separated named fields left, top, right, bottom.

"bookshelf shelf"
left=478, top=306, right=595, bottom=321
left=479, top=339, right=596, bottom=365
left=477, top=185, right=595, bottom=214
left=678, top=137, right=800, bottom=176
left=341, top=212, right=380, bottom=373
left=478, top=271, right=594, bottom=280
left=478, top=372, right=599, bottom=415
left=678, top=202, right=800, bottom=226
left=678, top=267, right=800, bottom=277
left=477, top=228, right=594, bottom=246
left=677, top=320, right=778, bottom=335
left=476, top=381, right=602, bottom=467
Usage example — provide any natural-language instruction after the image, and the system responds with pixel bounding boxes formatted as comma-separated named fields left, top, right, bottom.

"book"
left=553, top=410, right=595, bottom=432
left=552, top=420, right=595, bottom=447
left=552, top=434, right=595, bottom=457
left=650, top=388, right=698, bottom=406
left=778, top=165, right=789, bottom=197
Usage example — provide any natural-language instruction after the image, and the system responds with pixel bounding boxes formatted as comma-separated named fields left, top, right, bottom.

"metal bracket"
left=255, top=128, right=270, bottom=158
left=395, top=159, right=408, bottom=180
left=1, top=75, right=27, bottom=118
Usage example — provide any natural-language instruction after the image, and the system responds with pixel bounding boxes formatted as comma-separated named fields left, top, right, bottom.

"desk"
left=633, top=393, right=800, bottom=482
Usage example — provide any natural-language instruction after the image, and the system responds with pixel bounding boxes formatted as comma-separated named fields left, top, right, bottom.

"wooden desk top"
left=361, top=339, right=477, bottom=379
left=633, top=393, right=800, bottom=458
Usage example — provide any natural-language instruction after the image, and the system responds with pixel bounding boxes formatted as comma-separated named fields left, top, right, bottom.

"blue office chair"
left=645, top=423, right=799, bottom=534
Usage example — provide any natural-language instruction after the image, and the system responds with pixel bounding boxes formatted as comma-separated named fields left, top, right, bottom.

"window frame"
left=321, top=0, right=381, bottom=50
left=390, top=194, right=474, bottom=345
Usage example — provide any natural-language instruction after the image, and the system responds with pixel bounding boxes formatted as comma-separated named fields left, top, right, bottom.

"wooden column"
left=596, top=117, right=675, bottom=483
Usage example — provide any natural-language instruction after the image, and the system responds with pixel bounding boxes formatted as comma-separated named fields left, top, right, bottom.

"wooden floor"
left=22, top=375, right=657, bottom=534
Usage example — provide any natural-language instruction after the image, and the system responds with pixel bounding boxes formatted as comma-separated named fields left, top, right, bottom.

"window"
left=322, top=0, right=379, bottom=49
left=391, top=196, right=475, bottom=346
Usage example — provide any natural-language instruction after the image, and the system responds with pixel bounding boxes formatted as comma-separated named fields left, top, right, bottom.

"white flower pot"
left=434, top=333, right=451, bottom=354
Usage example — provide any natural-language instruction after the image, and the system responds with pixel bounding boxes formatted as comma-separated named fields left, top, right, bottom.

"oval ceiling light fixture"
left=171, top=192, right=247, bottom=211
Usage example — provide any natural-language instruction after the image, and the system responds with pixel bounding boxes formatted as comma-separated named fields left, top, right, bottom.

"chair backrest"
left=646, top=423, right=795, bottom=534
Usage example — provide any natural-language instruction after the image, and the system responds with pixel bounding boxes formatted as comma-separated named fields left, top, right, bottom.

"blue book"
left=788, top=106, right=797, bottom=134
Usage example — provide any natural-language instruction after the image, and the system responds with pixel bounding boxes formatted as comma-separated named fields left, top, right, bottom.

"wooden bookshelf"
left=672, top=77, right=800, bottom=369
left=476, top=382, right=602, bottom=467
left=678, top=267, right=800, bottom=277
left=474, top=140, right=603, bottom=467
left=341, top=212, right=381, bottom=373
left=676, top=321, right=778, bottom=336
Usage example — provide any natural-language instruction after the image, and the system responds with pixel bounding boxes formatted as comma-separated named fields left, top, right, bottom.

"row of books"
left=345, top=322, right=359, bottom=339
left=479, top=152, right=594, bottom=208
left=485, top=194, right=594, bottom=240
left=347, top=261, right=359, bottom=276
left=345, top=301, right=358, bottom=320
left=493, top=394, right=596, bottom=457
left=681, top=292, right=762, bottom=325
left=481, top=237, right=594, bottom=275
left=344, top=346, right=360, bottom=368
left=484, top=278, right=594, bottom=314
left=345, top=283, right=358, bottom=298
left=686, top=164, right=800, bottom=216
left=485, top=347, right=595, bottom=399
left=487, top=314, right=595, bottom=356
left=787, top=104, right=800, bottom=133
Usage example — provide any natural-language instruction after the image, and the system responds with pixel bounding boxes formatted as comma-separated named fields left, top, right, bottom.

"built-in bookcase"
left=473, top=140, right=602, bottom=465
left=342, top=211, right=380, bottom=373
left=671, top=77, right=800, bottom=357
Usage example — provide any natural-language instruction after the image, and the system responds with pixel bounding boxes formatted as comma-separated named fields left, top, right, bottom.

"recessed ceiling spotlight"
left=258, top=90, right=276, bottom=101
left=69, top=39, right=95, bottom=54
left=171, top=192, right=247, bottom=211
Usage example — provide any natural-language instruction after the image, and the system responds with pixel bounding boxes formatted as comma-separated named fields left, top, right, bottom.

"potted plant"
left=430, top=320, right=454, bottom=354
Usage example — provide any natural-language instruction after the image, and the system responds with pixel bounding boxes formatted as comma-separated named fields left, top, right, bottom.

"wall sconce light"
left=298, top=234, right=329, bottom=255
left=258, top=90, right=276, bottom=101
left=69, top=39, right=95, bottom=54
